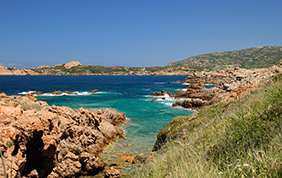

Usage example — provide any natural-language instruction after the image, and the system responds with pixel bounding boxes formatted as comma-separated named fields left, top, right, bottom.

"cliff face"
left=0, top=93, right=127, bottom=177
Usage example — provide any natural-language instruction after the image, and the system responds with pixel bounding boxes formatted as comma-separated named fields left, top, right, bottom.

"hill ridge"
left=167, top=46, right=282, bottom=70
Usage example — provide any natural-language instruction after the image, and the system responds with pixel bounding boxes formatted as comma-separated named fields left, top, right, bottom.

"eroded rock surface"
left=173, top=63, right=282, bottom=110
left=0, top=93, right=126, bottom=178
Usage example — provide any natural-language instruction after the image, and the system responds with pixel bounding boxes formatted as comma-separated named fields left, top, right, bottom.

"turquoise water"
left=0, top=75, right=197, bottom=156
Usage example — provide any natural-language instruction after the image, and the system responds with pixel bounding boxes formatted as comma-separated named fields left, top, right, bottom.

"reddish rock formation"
left=0, top=66, right=13, bottom=75
left=64, top=61, right=82, bottom=69
left=119, top=154, right=134, bottom=160
left=104, top=167, right=121, bottom=178
left=173, top=64, right=282, bottom=110
left=172, top=99, right=208, bottom=109
left=50, top=91, right=63, bottom=95
left=88, top=89, right=98, bottom=93
left=0, top=93, right=127, bottom=178
left=63, top=90, right=74, bottom=94
left=151, top=90, right=175, bottom=98
left=0, top=66, right=38, bottom=76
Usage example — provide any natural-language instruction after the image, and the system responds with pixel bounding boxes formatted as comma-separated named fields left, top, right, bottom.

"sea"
left=0, top=75, right=215, bottom=173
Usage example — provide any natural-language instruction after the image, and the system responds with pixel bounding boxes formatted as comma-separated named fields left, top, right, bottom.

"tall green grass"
left=0, top=149, right=7, bottom=178
left=128, top=75, right=282, bottom=177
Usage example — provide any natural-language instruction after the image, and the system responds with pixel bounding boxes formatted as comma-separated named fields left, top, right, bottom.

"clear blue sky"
left=1, top=0, right=281, bottom=68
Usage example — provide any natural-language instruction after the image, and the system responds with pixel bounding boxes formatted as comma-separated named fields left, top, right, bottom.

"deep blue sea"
left=0, top=75, right=204, bottom=156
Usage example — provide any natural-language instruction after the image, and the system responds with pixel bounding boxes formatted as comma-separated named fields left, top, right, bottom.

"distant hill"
left=0, top=61, right=191, bottom=76
left=167, top=46, right=282, bottom=70
left=2, top=46, right=282, bottom=75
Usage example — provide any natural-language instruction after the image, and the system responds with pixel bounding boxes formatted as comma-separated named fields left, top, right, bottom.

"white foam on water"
left=71, top=91, right=91, bottom=96
left=18, top=91, right=36, bottom=95
left=19, top=91, right=106, bottom=97
left=161, top=102, right=173, bottom=107
left=177, top=88, right=187, bottom=91
left=182, top=83, right=190, bottom=85
left=34, top=93, right=60, bottom=97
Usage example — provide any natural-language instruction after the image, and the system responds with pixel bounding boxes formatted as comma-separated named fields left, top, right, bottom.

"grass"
left=0, top=149, right=7, bottom=178
left=127, top=74, right=282, bottom=177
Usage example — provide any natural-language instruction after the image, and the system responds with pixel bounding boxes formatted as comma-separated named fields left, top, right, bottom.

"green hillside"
left=167, top=46, right=282, bottom=70
left=127, top=73, right=282, bottom=178
left=31, top=64, right=168, bottom=75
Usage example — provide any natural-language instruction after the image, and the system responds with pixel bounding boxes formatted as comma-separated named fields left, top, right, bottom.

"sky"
left=0, top=0, right=282, bottom=68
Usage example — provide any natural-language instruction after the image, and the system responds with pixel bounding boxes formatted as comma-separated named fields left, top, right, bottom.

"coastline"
left=0, top=61, right=192, bottom=76
left=2, top=60, right=282, bottom=177
left=0, top=75, right=194, bottom=177
left=129, top=61, right=282, bottom=177
left=0, top=92, right=129, bottom=177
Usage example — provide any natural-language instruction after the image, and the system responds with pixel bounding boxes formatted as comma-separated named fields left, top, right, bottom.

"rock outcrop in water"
left=0, top=93, right=126, bottom=178
left=30, top=90, right=99, bottom=96
left=151, top=90, right=175, bottom=98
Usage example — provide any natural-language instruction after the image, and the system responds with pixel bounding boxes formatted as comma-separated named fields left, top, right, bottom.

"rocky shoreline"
left=152, top=60, right=282, bottom=110
left=2, top=60, right=282, bottom=177
left=150, top=61, right=282, bottom=153
left=0, top=92, right=128, bottom=177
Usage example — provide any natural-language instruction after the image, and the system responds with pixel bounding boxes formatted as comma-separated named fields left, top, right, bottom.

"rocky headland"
left=152, top=61, right=282, bottom=110
left=0, top=92, right=127, bottom=178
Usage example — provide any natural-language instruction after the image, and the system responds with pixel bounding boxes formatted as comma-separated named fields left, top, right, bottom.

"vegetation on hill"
left=31, top=64, right=169, bottom=75
left=3, top=46, right=282, bottom=75
left=167, top=46, right=282, bottom=71
left=127, top=74, right=282, bottom=177
left=30, top=63, right=192, bottom=75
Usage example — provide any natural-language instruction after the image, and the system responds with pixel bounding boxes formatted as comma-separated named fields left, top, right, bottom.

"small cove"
left=0, top=75, right=216, bottom=174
